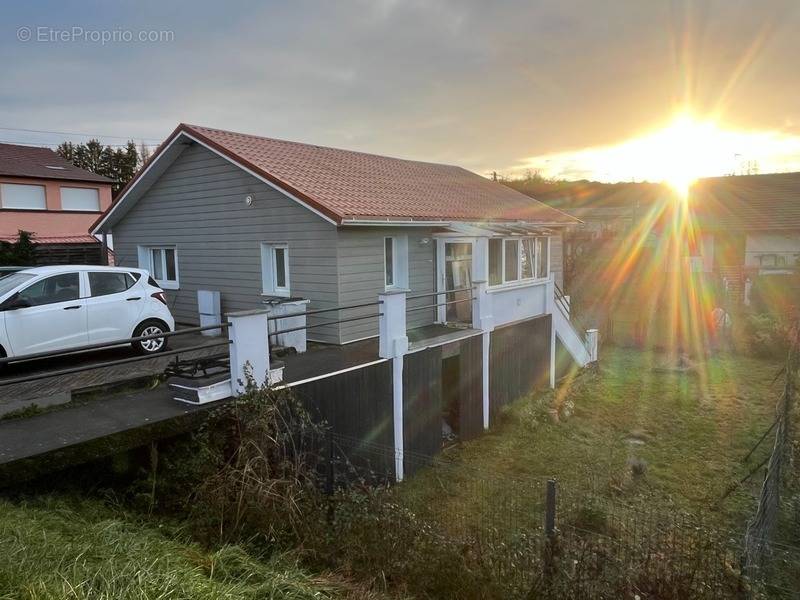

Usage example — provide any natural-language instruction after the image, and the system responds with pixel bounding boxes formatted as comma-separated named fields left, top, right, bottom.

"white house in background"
left=91, top=123, right=588, bottom=361
left=687, top=172, right=800, bottom=303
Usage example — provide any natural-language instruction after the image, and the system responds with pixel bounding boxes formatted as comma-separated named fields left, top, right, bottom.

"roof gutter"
left=340, top=218, right=579, bottom=227
left=340, top=218, right=453, bottom=227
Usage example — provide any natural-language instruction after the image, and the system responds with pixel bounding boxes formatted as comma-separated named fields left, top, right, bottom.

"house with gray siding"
left=92, top=124, right=577, bottom=345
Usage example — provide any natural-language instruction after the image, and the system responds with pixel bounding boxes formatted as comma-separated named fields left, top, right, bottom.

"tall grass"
left=0, top=496, right=344, bottom=600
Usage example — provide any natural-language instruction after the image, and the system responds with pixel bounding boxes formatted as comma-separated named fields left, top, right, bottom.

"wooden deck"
left=0, top=323, right=479, bottom=484
left=0, top=385, right=224, bottom=484
left=281, top=324, right=479, bottom=384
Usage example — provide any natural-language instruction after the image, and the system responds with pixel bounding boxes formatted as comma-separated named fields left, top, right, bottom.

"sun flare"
left=644, top=114, right=725, bottom=196
left=519, top=112, right=800, bottom=192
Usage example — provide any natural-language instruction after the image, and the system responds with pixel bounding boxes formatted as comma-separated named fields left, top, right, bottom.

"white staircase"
left=553, top=284, right=596, bottom=367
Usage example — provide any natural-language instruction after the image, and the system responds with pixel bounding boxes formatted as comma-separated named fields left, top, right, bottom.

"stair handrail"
left=553, top=281, right=594, bottom=350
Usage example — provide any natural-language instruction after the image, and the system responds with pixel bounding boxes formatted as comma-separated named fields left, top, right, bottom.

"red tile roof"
left=0, top=143, right=111, bottom=183
left=174, top=124, right=576, bottom=225
left=690, top=172, right=800, bottom=231
left=0, top=233, right=98, bottom=245
left=1, top=212, right=102, bottom=245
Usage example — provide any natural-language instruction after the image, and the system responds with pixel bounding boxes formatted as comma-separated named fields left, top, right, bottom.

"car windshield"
left=0, top=273, right=35, bottom=297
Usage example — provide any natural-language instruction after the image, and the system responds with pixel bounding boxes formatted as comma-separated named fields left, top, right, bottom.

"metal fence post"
left=325, top=430, right=335, bottom=523
left=545, top=479, right=557, bottom=535
left=325, top=429, right=334, bottom=496
left=543, top=479, right=558, bottom=581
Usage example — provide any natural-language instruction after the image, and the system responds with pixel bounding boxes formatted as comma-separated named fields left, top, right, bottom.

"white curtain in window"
left=535, top=237, right=549, bottom=278
left=61, top=187, right=100, bottom=211
left=1, top=183, right=46, bottom=209
left=521, top=238, right=535, bottom=279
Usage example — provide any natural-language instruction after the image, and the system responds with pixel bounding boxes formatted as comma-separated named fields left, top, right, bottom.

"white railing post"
left=227, top=309, right=270, bottom=396
left=472, top=280, right=494, bottom=430
left=265, top=299, right=309, bottom=353
left=586, top=328, right=599, bottom=363
left=378, top=290, right=408, bottom=482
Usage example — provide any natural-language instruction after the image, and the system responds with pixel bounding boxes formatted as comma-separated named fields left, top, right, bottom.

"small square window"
left=261, top=243, right=290, bottom=296
left=138, top=246, right=179, bottom=289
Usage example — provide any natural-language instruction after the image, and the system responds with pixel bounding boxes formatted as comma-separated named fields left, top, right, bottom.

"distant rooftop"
left=690, top=171, right=800, bottom=231
left=0, top=143, right=111, bottom=183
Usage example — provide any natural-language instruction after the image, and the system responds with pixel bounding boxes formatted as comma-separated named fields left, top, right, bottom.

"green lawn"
left=400, top=346, right=783, bottom=534
left=0, top=496, right=380, bottom=600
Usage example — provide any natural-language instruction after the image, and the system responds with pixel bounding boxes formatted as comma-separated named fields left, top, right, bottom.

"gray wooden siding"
left=337, top=227, right=436, bottom=343
left=111, top=142, right=341, bottom=343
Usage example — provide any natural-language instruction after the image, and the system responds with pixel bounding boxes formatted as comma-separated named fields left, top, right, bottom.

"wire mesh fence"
left=310, top=431, right=800, bottom=599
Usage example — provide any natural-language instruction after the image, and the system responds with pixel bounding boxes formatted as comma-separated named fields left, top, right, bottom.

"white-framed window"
left=384, top=237, right=395, bottom=287
left=0, top=183, right=46, bottom=210
left=261, top=243, right=290, bottom=296
left=138, top=245, right=179, bottom=289
left=488, top=238, right=503, bottom=285
left=488, top=236, right=550, bottom=286
left=61, top=187, right=100, bottom=211
left=384, top=235, right=409, bottom=290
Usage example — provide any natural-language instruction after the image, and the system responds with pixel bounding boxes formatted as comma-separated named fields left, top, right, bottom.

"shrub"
left=140, top=383, right=327, bottom=548
left=734, top=313, right=790, bottom=358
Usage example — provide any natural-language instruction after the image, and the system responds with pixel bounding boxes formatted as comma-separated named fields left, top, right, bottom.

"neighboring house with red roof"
left=93, top=124, right=578, bottom=344
left=687, top=172, right=800, bottom=303
left=0, top=142, right=113, bottom=264
left=691, top=172, right=800, bottom=272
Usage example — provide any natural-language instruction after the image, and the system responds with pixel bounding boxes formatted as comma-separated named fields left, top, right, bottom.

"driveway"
left=0, top=329, right=228, bottom=415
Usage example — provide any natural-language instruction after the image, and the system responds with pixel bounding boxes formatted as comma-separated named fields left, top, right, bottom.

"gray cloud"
left=1, top=0, right=799, bottom=177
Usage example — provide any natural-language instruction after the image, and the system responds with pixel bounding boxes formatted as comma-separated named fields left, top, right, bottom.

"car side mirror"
left=0, top=295, right=31, bottom=311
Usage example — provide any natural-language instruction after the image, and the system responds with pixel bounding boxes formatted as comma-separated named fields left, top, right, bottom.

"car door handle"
left=126, top=297, right=142, bottom=301
left=63, top=305, right=82, bottom=310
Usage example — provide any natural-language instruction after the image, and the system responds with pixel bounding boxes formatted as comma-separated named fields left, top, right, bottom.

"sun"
left=644, top=114, right=729, bottom=197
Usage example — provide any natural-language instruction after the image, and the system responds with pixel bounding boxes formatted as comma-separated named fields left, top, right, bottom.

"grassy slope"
left=400, top=347, right=781, bottom=533
left=0, top=496, right=362, bottom=600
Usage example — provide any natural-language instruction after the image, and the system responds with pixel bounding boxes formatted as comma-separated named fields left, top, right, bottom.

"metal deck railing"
left=266, top=300, right=384, bottom=339
left=405, top=286, right=476, bottom=316
left=0, top=323, right=230, bottom=387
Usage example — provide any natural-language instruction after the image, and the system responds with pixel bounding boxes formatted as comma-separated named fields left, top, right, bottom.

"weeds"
left=0, top=496, right=349, bottom=600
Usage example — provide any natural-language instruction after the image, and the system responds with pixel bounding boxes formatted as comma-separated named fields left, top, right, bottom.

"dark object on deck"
left=168, top=371, right=232, bottom=405
left=163, top=353, right=230, bottom=379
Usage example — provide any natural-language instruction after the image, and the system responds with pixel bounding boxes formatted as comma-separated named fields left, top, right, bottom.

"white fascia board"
left=91, top=134, right=185, bottom=234
left=179, top=132, right=339, bottom=226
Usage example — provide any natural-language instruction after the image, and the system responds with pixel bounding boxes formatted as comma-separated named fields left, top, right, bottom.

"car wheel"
left=132, top=320, right=169, bottom=355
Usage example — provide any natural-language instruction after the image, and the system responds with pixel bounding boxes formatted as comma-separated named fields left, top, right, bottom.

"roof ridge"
left=696, top=171, right=800, bottom=183
left=0, top=141, right=60, bottom=152
left=181, top=123, right=466, bottom=170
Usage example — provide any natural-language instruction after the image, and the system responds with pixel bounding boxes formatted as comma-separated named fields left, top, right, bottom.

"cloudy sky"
left=2, top=0, right=800, bottom=182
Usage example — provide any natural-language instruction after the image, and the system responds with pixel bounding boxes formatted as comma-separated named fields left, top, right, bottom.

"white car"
left=0, top=265, right=175, bottom=360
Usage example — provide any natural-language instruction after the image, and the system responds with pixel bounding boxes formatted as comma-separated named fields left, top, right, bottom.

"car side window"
left=18, top=273, right=80, bottom=306
left=88, top=272, right=134, bottom=297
